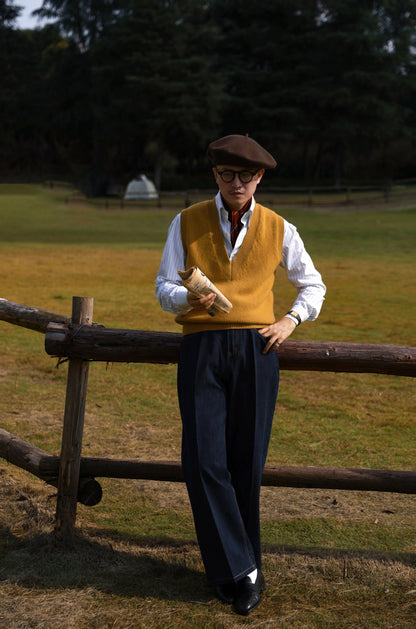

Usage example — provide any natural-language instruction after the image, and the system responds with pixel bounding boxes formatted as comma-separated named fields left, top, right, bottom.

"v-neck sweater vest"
left=176, top=199, right=284, bottom=335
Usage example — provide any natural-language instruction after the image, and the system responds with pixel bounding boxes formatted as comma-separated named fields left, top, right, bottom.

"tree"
left=301, top=0, right=416, bottom=184
left=0, top=2, right=67, bottom=177
left=111, top=0, right=226, bottom=188
left=212, top=0, right=416, bottom=184
left=210, top=0, right=312, bottom=169
left=34, top=0, right=130, bottom=48
left=0, top=0, right=20, bottom=27
left=27, top=1, right=225, bottom=192
left=4, top=0, right=416, bottom=187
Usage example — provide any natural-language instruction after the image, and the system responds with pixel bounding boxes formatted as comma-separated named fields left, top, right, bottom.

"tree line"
left=2, top=0, right=416, bottom=195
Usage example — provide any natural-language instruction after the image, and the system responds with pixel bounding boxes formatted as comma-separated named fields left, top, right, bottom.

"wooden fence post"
left=54, top=297, right=93, bottom=543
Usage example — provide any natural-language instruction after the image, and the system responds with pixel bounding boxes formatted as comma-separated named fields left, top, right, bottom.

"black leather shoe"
left=215, top=582, right=236, bottom=604
left=232, top=572, right=265, bottom=615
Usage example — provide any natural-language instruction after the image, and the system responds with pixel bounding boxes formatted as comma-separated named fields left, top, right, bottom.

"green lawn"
left=0, top=184, right=415, bottom=628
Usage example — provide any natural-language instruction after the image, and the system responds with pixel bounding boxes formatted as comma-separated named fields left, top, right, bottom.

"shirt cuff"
left=284, top=313, right=300, bottom=326
left=176, top=287, right=192, bottom=313
left=285, top=304, right=308, bottom=324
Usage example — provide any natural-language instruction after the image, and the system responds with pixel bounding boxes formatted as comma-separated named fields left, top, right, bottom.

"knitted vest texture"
left=176, top=199, right=284, bottom=335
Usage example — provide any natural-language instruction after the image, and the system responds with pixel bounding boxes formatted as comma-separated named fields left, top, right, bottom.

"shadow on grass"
left=0, top=525, right=212, bottom=604
left=2, top=521, right=416, bottom=606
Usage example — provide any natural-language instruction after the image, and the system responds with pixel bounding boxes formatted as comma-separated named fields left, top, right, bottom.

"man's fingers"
left=188, top=292, right=216, bottom=310
left=262, top=337, right=279, bottom=354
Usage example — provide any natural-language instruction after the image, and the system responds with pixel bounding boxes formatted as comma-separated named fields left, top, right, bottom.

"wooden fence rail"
left=1, top=428, right=415, bottom=497
left=44, top=323, right=416, bottom=376
left=2, top=297, right=415, bottom=376
left=0, top=296, right=415, bottom=544
left=0, top=428, right=102, bottom=506
left=0, top=297, right=70, bottom=333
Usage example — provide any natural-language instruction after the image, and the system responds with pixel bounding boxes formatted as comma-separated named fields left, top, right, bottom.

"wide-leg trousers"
left=177, top=329, right=279, bottom=585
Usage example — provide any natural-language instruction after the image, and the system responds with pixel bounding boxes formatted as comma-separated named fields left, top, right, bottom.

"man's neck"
left=221, top=194, right=252, bottom=215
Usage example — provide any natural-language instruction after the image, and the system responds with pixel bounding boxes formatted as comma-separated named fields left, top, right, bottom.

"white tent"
left=124, top=174, right=158, bottom=200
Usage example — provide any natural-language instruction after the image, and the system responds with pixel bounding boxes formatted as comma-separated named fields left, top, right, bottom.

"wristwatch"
left=285, top=310, right=302, bottom=326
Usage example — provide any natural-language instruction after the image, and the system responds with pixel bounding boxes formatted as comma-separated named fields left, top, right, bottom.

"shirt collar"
left=215, top=191, right=255, bottom=223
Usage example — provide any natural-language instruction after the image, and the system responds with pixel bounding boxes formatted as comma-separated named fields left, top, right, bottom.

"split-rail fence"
left=0, top=296, right=415, bottom=544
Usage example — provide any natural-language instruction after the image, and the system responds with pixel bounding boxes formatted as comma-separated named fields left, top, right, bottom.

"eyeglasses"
left=215, top=168, right=259, bottom=183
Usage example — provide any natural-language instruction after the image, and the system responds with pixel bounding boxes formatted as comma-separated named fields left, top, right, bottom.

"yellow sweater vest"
left=176, top=199, right=284, bottom=335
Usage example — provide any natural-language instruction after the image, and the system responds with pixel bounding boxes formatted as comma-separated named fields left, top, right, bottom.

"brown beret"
left=207, top=134, right=277, bottom=169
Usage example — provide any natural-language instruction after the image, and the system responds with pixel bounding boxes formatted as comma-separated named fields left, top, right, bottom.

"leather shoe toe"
left=232, top=574, right=263, bottom=616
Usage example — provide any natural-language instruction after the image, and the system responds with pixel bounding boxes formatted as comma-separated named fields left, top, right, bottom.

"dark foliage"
left=3, top=0, right=416, bottom=193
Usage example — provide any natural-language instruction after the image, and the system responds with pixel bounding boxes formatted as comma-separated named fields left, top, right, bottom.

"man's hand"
left=187, top=291, right=216, bottom=311
left=259, top=317, right=297, bottom=354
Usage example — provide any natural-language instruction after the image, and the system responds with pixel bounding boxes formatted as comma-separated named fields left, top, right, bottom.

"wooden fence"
left=0, top=296, right=415, bottom=544
left=65, top=185, right=394, bottom=210
left=63, top=179, right=416, bottom=210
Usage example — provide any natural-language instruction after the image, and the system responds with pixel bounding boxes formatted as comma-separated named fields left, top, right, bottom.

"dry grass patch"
left=1, top=469, right=416, bottom=628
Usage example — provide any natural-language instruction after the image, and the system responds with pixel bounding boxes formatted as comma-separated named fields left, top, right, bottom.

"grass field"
left=0, top=184, right=415, bottom=627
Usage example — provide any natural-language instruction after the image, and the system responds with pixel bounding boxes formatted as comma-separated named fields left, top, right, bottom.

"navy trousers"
left=177, top=329, right=279, bottom=585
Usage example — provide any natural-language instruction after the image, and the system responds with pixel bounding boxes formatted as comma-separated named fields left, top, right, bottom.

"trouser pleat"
left=178, top=329, right=279, bottom=585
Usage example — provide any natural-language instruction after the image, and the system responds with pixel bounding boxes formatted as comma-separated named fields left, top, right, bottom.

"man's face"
left=213, top=164, right=264, bottom=211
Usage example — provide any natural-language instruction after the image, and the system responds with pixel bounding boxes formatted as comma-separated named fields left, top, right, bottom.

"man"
left=155, top=134, right=326, bottom=615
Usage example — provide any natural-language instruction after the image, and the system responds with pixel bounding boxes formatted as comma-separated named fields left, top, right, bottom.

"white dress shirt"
left=155, top=191, right=326, bottom=323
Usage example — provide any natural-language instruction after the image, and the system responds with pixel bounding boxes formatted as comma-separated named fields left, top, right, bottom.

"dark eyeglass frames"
left=215, top=168, right=259, bottom=183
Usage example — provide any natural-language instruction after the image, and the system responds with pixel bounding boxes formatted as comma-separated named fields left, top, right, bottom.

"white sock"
left=247, top=568, right=258, bottom=584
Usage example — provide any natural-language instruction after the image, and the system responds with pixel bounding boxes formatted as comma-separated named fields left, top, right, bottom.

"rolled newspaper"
left=178, top=266, right=233, bottom=316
